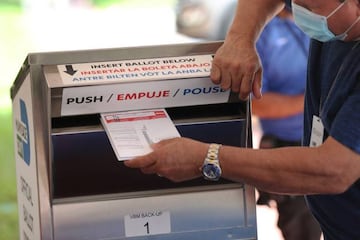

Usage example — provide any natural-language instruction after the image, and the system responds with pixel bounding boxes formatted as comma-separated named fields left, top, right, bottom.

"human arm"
left=210, top=0, right=285, bottom=100
left=124, top=136, right=360, bottom=195
left=252, top=93, right=304, bottom=119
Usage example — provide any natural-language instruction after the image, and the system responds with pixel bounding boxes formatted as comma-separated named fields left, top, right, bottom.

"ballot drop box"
left=11, top=42, right=257, bottom=240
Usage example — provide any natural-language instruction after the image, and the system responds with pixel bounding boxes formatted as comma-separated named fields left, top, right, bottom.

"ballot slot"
left=51, top=103, right=248, bottom=200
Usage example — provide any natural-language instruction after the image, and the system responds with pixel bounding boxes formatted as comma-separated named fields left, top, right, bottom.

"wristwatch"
left=201, top=143, right=222, bottom=181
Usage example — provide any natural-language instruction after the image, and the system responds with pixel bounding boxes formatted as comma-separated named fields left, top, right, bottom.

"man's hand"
left=124, top=137, right=208, bottom=182
left=210, top=36, right=263, bottom=100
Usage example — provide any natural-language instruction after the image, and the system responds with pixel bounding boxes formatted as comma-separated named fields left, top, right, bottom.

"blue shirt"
left=304, top=40, right=360, bottom=240
left=256, top=17, right=310, bottom=141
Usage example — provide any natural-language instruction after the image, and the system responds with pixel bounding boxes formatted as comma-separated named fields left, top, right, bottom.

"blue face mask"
left=293, top=1, right=360, bottom=42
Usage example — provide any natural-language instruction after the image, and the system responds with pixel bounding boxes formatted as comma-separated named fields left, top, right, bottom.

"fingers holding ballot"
left=124, top=137, right=208, bottom=182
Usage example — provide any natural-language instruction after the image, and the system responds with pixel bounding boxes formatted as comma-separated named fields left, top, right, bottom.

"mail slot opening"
left=51, top=103, right=249, bottom=199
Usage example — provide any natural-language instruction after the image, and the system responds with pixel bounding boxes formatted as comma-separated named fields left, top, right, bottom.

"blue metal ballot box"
left=11, top=42, right=257, bottom=240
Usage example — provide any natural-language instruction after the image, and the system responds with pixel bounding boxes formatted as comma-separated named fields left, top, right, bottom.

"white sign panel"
left=13, top=74, right=41, bottom=240
left=57, top=55, right=213, bottom=86
left=61, top=77, right=230, bottom=116
left=124, top=210, right=171, bottom=237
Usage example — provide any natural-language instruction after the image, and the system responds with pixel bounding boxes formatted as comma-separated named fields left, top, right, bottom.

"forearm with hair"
left=219, top=137, right=360, bottom=195
left=226, top=0, right=285, bottom=47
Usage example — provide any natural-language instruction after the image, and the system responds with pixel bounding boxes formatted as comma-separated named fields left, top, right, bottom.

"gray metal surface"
left=53, top=188, right=256, bottom=240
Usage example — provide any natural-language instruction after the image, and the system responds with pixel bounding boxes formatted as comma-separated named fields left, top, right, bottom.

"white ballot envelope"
left=101, top=109, right=180, bottom=161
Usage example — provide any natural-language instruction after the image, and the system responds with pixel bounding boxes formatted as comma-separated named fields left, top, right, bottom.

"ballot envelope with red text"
left=101, top=109, right=180, bottom=161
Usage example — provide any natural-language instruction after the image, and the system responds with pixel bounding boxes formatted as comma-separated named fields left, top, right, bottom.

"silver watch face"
left=202, top=163, right=221, bottom=181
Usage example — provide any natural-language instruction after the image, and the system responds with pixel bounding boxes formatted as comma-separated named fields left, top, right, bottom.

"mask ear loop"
left=326, top=0, right=360, bottom=40
left=326, top=0, right=348, bottom=19
left=342, top=15, right=360, bottom=36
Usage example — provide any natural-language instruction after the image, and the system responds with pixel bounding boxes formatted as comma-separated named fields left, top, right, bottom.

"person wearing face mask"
left=124, top=1, right=360, bottom=239
left=292, top=0, right=360, bottom=42
left=253, top=6, right=322, bottom=240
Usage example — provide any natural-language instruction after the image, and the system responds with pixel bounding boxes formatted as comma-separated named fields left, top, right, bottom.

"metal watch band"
left=201, top=143, right=222, bottom=181
left=205, top=143, right=221, bottom=163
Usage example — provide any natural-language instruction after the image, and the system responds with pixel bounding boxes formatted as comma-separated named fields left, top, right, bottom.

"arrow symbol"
left=64, top=65, right=77, bottom=76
